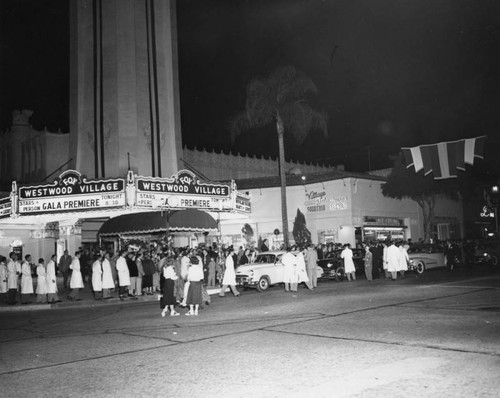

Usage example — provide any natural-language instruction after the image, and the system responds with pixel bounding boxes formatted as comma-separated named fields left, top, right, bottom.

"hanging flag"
left=402, top=135, right=487, bottom=179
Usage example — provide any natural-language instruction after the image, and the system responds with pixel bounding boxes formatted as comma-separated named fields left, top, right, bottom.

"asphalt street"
left=0, top=266, right=499, bottom=398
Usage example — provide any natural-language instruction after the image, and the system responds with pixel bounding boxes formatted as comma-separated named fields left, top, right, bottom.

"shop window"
left=318, top=229, right=338, bottom=244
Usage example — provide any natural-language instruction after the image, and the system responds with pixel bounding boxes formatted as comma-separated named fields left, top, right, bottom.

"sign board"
left=0, top=197, right=11, bottom=218
left=480, top=205, right=495, bottom=218
left=305, top=190, right=327, bottom=213
left=135, top=170, right=233, bottom=211
left=364, top=216, right=404, bottom=226
left=305, top=190, right=348, bottom=213
left=18, top=170, right=126, bottom=215
left=235, top=192, right=251, bottom=213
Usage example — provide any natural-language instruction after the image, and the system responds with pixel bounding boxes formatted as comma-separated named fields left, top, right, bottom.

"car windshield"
left=254, top=254, right=277, bottom=263
left=324, top=251, right=340, bottom=259
left=408, top=244, right=444, bottom=254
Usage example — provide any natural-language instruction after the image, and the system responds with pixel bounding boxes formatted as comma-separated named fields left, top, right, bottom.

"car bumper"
left=320, top=269, right=339, bottom=279
left=236, top=276, right=257, bottom=288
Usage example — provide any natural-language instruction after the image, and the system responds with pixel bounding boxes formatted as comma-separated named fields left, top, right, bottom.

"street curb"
left=0, top=287, right=225, bottom=313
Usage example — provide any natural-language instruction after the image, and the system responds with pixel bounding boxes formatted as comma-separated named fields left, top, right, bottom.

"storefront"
left=0, top=169, right=248, bottom=260
left=218, top=171, right=463, bottom=248
left=361, top=216, right=407, bottom=242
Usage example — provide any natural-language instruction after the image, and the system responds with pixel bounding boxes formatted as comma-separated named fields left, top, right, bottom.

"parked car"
left=235, top=251, right=324, bottom=292
left=407, top=244, right=446, bottom=274
left=317, top=248, right=365, bottom=280
left=473, top=240, right=499, bottom=266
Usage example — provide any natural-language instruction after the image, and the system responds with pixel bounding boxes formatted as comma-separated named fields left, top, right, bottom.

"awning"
left=98, top=209, right=218, bottom=237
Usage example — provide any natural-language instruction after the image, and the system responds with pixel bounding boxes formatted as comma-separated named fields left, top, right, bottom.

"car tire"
left=416, top=262, right=425, bottom=274
left=256, top=276, right=270, bottom=292
left=334, top=267, right=345, bottom=281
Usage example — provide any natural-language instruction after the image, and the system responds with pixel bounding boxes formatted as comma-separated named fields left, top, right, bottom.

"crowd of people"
left=0, top=237, right=489, bottom=309
left=0, top=244, right=241, bottom=313
left=319, top=238, right=485, bottom=282
left=0, top=252, right=62, bottom=305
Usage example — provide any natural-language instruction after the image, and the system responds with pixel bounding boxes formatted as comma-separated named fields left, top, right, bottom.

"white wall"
left=220, top=176, right=463, bottom=247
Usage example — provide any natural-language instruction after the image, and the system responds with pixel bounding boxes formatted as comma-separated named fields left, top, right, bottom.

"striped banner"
left=402, top=136, right=486, bottom=179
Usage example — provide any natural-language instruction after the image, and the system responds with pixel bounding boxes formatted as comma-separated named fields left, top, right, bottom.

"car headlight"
left=327, top=262, right=333, bottom=268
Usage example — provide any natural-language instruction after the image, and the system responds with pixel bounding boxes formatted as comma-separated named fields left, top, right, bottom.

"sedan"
left=317, top=248, right=365, bottom=280
left=235, top=251, right=323, bottom=292
left=408, top=244, right=446, bottom=274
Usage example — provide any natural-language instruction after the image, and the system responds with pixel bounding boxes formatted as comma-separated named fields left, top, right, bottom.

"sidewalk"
left=0, top=281, right=225, bottom=312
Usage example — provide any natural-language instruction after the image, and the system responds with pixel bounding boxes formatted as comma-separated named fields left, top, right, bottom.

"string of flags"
left=402, top=136, right=487, bottom=180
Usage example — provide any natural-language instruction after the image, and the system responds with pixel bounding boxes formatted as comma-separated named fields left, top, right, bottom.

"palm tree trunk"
left=276, top=114, right=289, bottom=248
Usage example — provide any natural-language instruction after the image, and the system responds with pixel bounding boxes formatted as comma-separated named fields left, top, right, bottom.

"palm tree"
left=230, top=66, right=327, bottom=247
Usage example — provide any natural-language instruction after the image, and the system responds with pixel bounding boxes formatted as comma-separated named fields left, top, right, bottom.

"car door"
left=420, top=247, right=445, bottom=270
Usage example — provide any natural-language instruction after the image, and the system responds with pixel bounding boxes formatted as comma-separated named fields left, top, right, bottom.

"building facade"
left=217, top=172, right=464, bottom=250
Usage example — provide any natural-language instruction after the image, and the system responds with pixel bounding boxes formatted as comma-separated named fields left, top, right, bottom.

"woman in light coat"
left=185, top=256, right=204, bottom=316
left=101, top=252, right=115, bottom=299
left=161, top=257, right=180, bottom=317
left=219, top=247, right=240, bottom=297
left=92, top=255, right=103, bottom=300
left=35, top=259, right=48, bottom=304
left=20, top=255, right=34, bottom=304
left=68, top=252, right=84, bottom=301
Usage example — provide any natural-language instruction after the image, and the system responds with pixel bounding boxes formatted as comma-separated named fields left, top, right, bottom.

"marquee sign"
left=0, top=169, right=249, bottom=219
left=0, top=196, right=11, bottom=218
left=135, top=170, right=234, bottom=211
left=235, top=192, right=251, bottom=213
left=18, top=170, right=126, bottom=215
left=364, top=216, right=404, bottom=226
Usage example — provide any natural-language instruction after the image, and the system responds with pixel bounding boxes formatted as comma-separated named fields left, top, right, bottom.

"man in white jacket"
left=115, top=250, right=131, bottom=300
left=282, top=247, right=298, bottom=292
left=386, top=241, right=400, bottom=281
left=6, top=252, right=21, bottom=304
left=20, top=254, right=34, bottom=304
left=46, top=254, right=61, bottom=303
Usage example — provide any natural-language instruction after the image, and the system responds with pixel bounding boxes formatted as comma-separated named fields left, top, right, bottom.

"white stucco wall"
left=219, top=176, right=464, bottom=247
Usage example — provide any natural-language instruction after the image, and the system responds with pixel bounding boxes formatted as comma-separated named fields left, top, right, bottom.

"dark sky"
left=1, top=0, right=500, bottom=172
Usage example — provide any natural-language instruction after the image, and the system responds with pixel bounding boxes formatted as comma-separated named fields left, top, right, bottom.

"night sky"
left=1, top=0, right=500, bottom=172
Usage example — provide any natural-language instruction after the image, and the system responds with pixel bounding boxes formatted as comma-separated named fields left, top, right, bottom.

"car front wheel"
left=334, top=267, right=345, bottom=281
left=256, top=276, right=270, bottom=292
left=416, top=262, right=425, bottom=274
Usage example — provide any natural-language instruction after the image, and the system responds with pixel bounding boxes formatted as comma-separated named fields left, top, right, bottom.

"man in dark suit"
left=58, top=250, right=73, bottom=290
